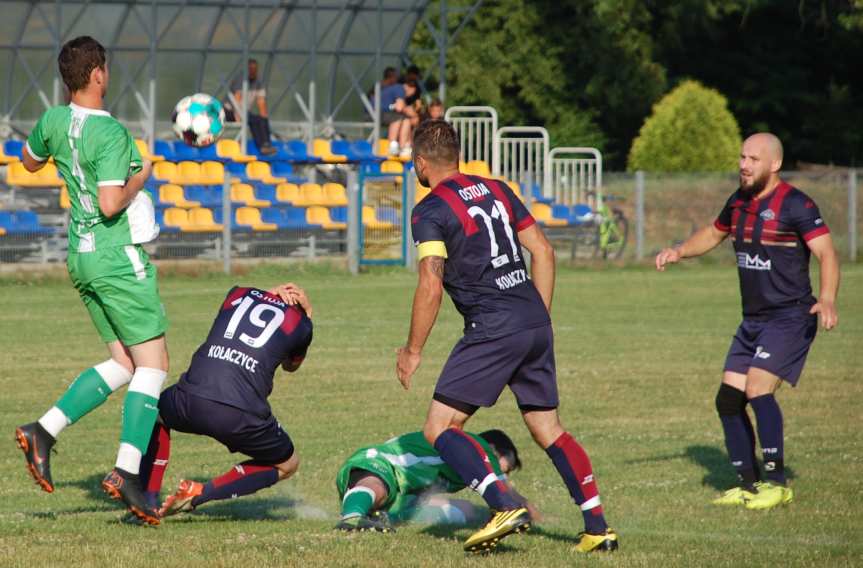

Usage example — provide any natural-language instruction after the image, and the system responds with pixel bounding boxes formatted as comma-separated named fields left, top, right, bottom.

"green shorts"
left=336, top=450, right=400, bottom=510
left=67, top=244, right=168, bottom=345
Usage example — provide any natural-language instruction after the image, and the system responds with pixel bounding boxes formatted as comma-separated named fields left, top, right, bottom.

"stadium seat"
left=330, top=206, right=348, bottom=224
left=285, top=207, right=313, bottom=228
left=135, top=139, right=165, bottom=163
left=279, top=139, right=321, bottom=163
left=312, top=139, right=348, bottom=163
left=225, top=161, right=250, bottom=183
left=260, top=207, right=287, bottom=228
left=236, top=206, right=277, bottom=231
left=177, top=161, right=203, bottom=185
left=154, top=140, right=179, bottom=162
left=275, top=183, right=300, bottom=204
left=247, top=161, right=286, bottom=185
left=506, top=180, right=524, bottom=201
left=4, top=140, right=24, bottom=160
left=322, top=183, right=348, bottom=206
left=6, top=162, right=63, bottom=187
left=307, top=206, right=346, bottom=230
left=159, top=184, right=200, bottom=208
left=0, top=227, right=6, bottom=236
left=231, top=183, right=271, bottom=207
left=376, top=138, right=393, bottom=158
left=531, top=203, right=568, bottom=227
left=552, top=204, right=573, bottom=224
left=200, top=161, right=225, bottom=185
left=415, top=185, right=431, bottom=203
left=0, top=143, right=21, bottom=165
left=381, top=160, right=404, bottom=174
left=573, top=203, right=594, bottom=224
left=161, top=207, right=192, bottom=231
left=216, top=139, right=255, bottom=163
left=271, top=162, right=305, bottom=184
left=60, top=185, right=71, bottom=209
left=462, top=160, right=492, bottom=177
left=153, top=161, right=179, bottom=184
left=362, top=206, right=394, bottom=229
left=153, top=209, right=179, bottom=232
left=186, top=207, right=223, bottom=232
left=349, top=140, right=380, bottom=162
left=185, top=185, right=223, bottom=208
left=294, top=183, right=325, bottom=206
left=1, top=210, right=53, bottom=234
left=173, top=143, right=201, bottom=162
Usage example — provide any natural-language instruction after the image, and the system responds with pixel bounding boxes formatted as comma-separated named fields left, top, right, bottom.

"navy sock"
left=545, top=432, right=608, bottom=534
left=716, top=384, right=758, bottom=488
left=740, top=407, right=762, bottom=482
left=750, top=394, right=785, bottom=485
left=191, top=461, right=279, bottom=507
left=434, top=428, right=520, bottom=511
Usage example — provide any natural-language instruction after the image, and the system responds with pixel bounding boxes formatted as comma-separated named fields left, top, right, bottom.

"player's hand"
left=655, top=247, right=682, bottom=271
left=269, top=282, right=313, bottom=319
left=396, top=346, right=421, bottom=390
left=810, top=299, right=838, bottom=330
left=133, top=159, right=153, bottom=185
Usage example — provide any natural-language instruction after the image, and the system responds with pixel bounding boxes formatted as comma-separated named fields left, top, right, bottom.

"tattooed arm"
left=396, top=255, right=445, bottom=390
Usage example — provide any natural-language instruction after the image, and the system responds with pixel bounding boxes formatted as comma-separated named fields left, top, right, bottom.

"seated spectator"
left=420, top=98, right=445, bottom=122
left=379, top=80, right=418, bottom=159
left=223, top=59, right=276, bottom=156
left=403, top=65, right=423, bottom=107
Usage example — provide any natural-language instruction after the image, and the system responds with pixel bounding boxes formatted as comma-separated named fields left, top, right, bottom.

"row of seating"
left=156, top=205, right=397, bottom=233
left=153, top=182, right=349, bottom=209
left=0, top=210, right=54, bottom=235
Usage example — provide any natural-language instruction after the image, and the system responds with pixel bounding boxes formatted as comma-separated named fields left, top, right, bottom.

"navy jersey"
left=411, top=174, right=550, bottom=342
left=714, top=181, right=830, bottom=318
left=177, top=286, right=313, bottom=418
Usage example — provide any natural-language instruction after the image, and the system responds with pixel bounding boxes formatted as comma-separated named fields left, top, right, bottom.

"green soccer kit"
left=27, top=103, right=166, bottom=345
left=336, top=431, right=504, bottom=518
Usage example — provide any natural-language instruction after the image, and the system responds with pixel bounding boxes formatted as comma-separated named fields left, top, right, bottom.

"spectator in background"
left=403, top=65, right=423, bottom=107
left=379, top=79, right=419, bottom=159
left=420, top=98, right=445, bottom=122
left=224, top=59, right=276, bottom=156
left=369, top=67, right=399, bottom=101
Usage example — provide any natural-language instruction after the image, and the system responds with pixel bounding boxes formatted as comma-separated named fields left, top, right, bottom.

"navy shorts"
left=434, top=324, right=558, bottom=411
left=723, top=313, right=818, bottom=386
left=158, top=385, right=294, bottom=464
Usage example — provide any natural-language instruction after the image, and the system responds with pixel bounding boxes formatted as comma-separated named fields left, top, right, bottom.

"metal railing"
left=548, top=147, right=603, bottom=206
left=445, top=106, right=498, bottom=165
left=493, top=126, right=550, bottom=200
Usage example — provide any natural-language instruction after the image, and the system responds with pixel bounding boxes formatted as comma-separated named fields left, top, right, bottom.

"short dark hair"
left=383, top=66, right=397, bottom=80
left=479, top=430, right=522, bottom=471
left=407, top=65, right=421, bottom=76
left=248, top=58, right=258, bottom=65
left=58, top=36, right=106, bottom=93
left=429, top=98, right=443, bottom=108
left=413, top=119, right=459, bottom=166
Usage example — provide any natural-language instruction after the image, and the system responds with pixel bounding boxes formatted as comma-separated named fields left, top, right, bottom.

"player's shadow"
left=685, top=445, right=796, bottom=490
left=23, top=473, right=119, bottom=517
left=418, top=524, right=539, bottom=555
left=180, top=496, right=302, bottom=522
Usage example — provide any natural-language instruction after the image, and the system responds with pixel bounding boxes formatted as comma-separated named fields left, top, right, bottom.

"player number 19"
left=224, top=296, right=284, bottom=348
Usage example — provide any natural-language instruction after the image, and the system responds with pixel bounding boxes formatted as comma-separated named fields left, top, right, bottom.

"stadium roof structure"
left=0, top=0, right=481, bottom=144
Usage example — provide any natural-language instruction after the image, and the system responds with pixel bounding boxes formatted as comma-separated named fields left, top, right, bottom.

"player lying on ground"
left=136, top=283, right=312, bottom=517
left=656, top=132, right=840, bottom=510
left=334, top=429, right=538, bottom=532
left=395, top=120, right=617, bottom=553
left=14, top=36, right=169, bottom=524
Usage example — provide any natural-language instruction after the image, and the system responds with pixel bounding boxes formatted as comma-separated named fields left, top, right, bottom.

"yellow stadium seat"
left=135, top=139, right=165, bottom=163
left=307, top=206, right=346, bottom=230
left=531, top=203, right=568, bottom=227
left=60, top=185, right=71, bottom=209
left=506, top=180, right=524, bottom=201
left=381, top=160, right=403, bottom=174
left=153, top=161, right=179, bottom=184
left=0, top=227, right=6, bottom=236
left=216, top=139, right=255, bottom=163
left=231, top=183, right=271, bottom=207
left=362, top=206, right=394, bottom=229
left=200, top=161, right=225, bottom=185
left=163, top=207, right=192, bottom=230
left=246, top=161, right=286, bottom=185
left=186, top=207, right=223, bottom=232
left=236, top=207, right=277, bottom=231
left=177, top=161, right=203, bottom=185
left=312, top=138, right=348, bottom=163
left=463, top=160, right=492, bottom=177
left=6, top=161, right=63, bottom=187
left=415, top=185, right=431, bottom=203
left=159, top=184, right=200, bottom=208
left=0, top=145, right=20, bottom=165
left=294, top=183, right=326, bottom=206
left=322, top=183, right=348, bottom=206
left=276, top=183, right=300, bottom=204
left=376, top=138, right=392, bottom=157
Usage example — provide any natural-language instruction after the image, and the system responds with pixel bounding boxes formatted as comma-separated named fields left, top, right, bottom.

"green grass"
left=1, top=263, right=861, bottom=567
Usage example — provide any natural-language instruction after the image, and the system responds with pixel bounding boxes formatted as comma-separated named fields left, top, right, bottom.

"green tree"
left=627, top=80, right=741, bottom=172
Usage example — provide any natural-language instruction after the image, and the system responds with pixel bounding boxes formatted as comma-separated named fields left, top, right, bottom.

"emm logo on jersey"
left=737, top=252, right=772, bottom=271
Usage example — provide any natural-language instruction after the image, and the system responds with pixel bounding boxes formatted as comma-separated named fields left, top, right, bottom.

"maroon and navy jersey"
left=714, top=181, right=830, bottom=318
left=177, top=286, right=313, bottom=418
left=411, top=174, right=550, bottom=342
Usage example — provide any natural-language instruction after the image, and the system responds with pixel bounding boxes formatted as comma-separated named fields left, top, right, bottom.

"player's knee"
left=276, top=452, right=299, bottom=480
left=715, top=383, right=746, bottom=416
left=423, top=423, right=446, bottom=447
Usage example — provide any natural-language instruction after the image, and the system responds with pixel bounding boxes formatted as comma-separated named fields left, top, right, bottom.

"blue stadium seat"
left=8, top=211, right=52, bottom=234
left=350, top=140, right=380, bottom=162
left=154, top=140, right=178, bottom=162
left=185, top=185, right=222, bottom=208
left=270, top=161, right=306, bottom=184
left=273, top=140, right=321, bottom=163
left=527, top=184, right=554, bottom=205
left=261, top=207, right=286, bottom=228
left=224, top=161, right=250, bottom=182
left=198, top=144, right=221, bottom=162
left=256, top=185, right=277, bottom=203
left=377, top=207, right=400, bottom=225
left=0, top=211, right=14, bottom=231
left=4, top=140, right=24, bottom=159
left=552, top=204, right=572, bottom=224
left=173, top=143, right=201, bottom=161
left=284, top=207, right=314, bottom=228
left=211, top=207, right=249, bottom=231
left=330, top=206, right=348, bottom=224
left=572, top=204, right=594, bottom=224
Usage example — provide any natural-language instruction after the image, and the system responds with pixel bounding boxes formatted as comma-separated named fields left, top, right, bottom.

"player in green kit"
left=13, top=36, right=168, bottom=524
left=335, top=430, right=535, bottom=532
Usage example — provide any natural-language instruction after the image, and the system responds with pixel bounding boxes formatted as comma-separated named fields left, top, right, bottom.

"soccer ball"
left=171, top=93, right=225, bottom=147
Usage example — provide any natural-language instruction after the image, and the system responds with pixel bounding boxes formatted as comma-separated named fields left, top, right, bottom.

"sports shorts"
left=158, top=385, right=294, bottom=464
left=723, top=311, right=818, bottom=386
left=67, top=244, right=167, bottom=345
left=433, top=324, right=558, bottom=412
left=335, top=450, right=400, bottom=510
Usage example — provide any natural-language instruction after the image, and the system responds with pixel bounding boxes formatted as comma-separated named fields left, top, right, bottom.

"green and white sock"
left=116, top=367, right=166, bottom=475
left=39, top=360, right=132, bottom=438
left=341, top=486, right=376, bottom=520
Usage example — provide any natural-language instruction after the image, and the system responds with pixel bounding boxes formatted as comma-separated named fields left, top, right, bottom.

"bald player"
left=656, top=133, right=840, bottom=510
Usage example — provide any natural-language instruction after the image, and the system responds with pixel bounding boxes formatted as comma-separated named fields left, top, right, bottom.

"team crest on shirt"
left=760, top=209, right=775, bottom=221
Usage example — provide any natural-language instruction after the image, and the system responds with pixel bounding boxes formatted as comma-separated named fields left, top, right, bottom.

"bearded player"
left=14, top=36, right=168, bottom=524
left=656, top=132, right=840, bottom=509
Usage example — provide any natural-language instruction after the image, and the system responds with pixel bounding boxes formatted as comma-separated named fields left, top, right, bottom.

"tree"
left=627, top=80, right=741, bottom=172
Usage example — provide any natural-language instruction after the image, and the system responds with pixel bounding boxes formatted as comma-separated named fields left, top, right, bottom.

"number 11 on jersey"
left=468, top=200, right=520, bottom=268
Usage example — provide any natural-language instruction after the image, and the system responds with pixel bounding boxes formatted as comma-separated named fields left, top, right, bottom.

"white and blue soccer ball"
left=171, top=93, right=225, bottom=147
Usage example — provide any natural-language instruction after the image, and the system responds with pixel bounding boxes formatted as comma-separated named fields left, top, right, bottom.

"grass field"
left=1, top=262, right=860, bottom=567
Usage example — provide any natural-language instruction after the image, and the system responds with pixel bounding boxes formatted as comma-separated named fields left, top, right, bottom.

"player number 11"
left=468, top=200, right=520, bottom=268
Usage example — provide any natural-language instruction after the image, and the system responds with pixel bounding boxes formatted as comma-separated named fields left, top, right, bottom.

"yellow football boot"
left=574, top=528, right=619, bottom=553
left=463, top=507, right=531, bottom=553
left=745, top=482, right=793, bottom=510
left=712, top=484, right=759, bottom=506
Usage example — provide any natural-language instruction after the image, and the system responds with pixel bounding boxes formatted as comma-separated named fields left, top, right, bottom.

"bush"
left=627, top=80, right=741, bottom=172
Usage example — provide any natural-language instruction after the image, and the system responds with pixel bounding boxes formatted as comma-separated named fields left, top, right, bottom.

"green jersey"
left=26, top=103, right=158, bottom=252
